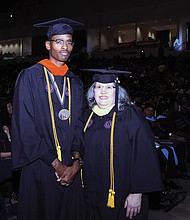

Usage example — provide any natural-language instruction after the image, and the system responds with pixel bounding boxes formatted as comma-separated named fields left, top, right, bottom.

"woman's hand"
left=124, top=193, right=142, bottom=219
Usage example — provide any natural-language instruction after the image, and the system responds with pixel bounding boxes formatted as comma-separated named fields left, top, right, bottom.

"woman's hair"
left=86, top=82, right=132, bottom=110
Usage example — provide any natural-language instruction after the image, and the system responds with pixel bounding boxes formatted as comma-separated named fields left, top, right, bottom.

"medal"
left=58, top=109, right=70, bottom=120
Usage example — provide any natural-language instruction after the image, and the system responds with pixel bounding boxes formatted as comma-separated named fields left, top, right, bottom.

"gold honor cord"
left=67, top=77, right=71, bottom=124
left=107, top=111, right=116, bottom=208
left=83, top=111, right=94, bottom=132
left=44, top=67, right=62, bottom=161
left=84, top=110, right=117, bottom=208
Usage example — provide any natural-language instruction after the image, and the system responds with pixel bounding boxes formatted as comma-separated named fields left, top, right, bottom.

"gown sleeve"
left=124, top=105, right=164, bottom=193
left=11, top=67, right=56, bottom=169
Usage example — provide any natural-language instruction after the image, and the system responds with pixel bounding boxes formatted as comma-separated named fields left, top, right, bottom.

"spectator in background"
left=143, top=103, right=179, bottom=178
left=0, top=100, right=20, bottom=205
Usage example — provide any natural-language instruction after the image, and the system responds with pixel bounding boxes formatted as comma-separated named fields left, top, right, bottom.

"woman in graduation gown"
left=82, top=72, right=164, bottom=220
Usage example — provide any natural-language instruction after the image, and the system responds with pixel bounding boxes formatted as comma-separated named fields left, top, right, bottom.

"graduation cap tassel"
left=107, top=111, right=116, bottom=208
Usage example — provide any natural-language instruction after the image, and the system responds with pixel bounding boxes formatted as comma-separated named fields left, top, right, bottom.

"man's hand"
left=124, top=193, right=142, bottom=219
left=51, top=157, right=81, bottom=186
left=51, top=158, right=68, bottom=186
left=60, top=151, right=82, bottom=185
left=61, top=161, right=81, bottom=185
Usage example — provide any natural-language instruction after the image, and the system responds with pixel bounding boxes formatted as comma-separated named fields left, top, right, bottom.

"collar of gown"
left=38, top=59, right=69, bottom=76
left=92, top=104, right=115, bottom=116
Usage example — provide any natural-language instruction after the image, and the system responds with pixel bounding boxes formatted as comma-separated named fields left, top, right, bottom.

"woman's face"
left=94, top=82, right=115, bottom=109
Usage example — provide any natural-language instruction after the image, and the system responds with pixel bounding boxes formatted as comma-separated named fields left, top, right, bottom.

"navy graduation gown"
left=82, top=105, right=163, bottom=220
left=11, top=63, right=85, bottom=220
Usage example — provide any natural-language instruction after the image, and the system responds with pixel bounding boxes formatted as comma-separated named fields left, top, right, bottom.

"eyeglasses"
left=94, top=85, right=116, bottom=91
left=50, top=38, right=74, bottom=46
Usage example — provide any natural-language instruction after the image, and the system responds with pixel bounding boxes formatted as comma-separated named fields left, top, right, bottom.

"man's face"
left=45, top=34, right=74, bottom=67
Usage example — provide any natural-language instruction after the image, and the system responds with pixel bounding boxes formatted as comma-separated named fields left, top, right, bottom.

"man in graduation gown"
left=11, top=18, right=85, bottom=220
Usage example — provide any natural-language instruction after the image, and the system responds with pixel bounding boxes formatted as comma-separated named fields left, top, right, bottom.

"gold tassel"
left=107, top=189, right=115, bottom=208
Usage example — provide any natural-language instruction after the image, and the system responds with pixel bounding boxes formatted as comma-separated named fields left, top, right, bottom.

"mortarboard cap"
left=33, top=17, right=84, bottom=39
left=83, top=68, right=132, bottom=83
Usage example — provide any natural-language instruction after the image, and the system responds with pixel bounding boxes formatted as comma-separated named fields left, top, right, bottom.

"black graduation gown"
left=82, top=105, right=163, bottom=220
left=11, top=63, right=85, bottom=220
